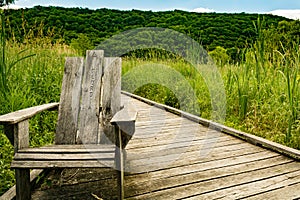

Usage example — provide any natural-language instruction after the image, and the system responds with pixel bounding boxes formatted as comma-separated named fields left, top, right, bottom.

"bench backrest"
left=55, top=50, right=121, bottom=144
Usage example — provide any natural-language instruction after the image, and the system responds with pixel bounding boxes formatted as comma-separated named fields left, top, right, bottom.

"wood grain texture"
left=12, top=93, right=300, bottom=200
left=100, top=57, right=121, bottom=144
left=11, top=160, right=114, bottom=169
left=55, top=57, right=84, bottom=144
left=78, top=50, right=104, bottom=144
left=0, top=103, right=59, bottom=125
left=122, top=91, right=300, bottom=161
left=15, top=169, right=30, bottom=200
left=13, top=120, right=29, bottom=153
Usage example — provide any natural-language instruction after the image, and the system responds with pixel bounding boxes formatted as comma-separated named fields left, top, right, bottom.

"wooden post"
left=115, top=125, right=124, bottom=200
left=13, top=120, right=31, bottom=200
left=15, top=169, right=31, bottom=200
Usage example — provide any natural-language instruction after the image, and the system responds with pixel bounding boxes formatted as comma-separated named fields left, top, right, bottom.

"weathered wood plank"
left=125, top=156, right=293, bottom=198
left=126, top=137, right=244, bottom=161
left=126, top=131, right=230, bottom=150
left=127, top=162, right=300, bottom=199
left=0, top=103, right=59, bottom=125
left=123, top=91, right=300, bottom=161
left=14, top=120, right=29, bottom=153
left=11, top=160, right=114, bottom=169
left=127, top=143, right=265, bottom=173
left=17, top=144, right=115, bottom=153
left=14, top=152, right=115, bottom=160
left=100, top=57, right=122, bottom=144
left=245, top=181, right=300, bottom=200
left=196, top=170, right=300, bottom=199
left=78, top=50, right=104, bottom=144
left=125, top=152, right=281, bottom=183
left=55, top=57, right=84, bottom=144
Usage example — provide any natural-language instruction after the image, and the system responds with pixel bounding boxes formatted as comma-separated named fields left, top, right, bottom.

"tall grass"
left=0, top=18, right=76, bottom=194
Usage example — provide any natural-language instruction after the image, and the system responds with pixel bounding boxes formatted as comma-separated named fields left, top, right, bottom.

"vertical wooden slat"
left=100, top=57, right=121, bottom=144
left=15, top=169, right=30, bottom=200
left=78, top=50, right=104, bottom=144
left=14, top=120, right=29, bottom=153
left=12, top=120, right=31, bottom=200
left=55, top=57, right=84, bottom=144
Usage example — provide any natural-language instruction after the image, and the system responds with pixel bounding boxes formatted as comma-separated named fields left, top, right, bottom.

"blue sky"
left=8, top=0, right=300, bottom=19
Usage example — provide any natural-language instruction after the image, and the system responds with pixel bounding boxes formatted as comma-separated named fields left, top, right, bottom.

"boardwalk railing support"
left=111, top=106, right=137, bottom=200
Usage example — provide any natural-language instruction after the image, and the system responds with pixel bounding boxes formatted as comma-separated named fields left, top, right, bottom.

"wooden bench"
left=0, top=50, right=137, bottom=200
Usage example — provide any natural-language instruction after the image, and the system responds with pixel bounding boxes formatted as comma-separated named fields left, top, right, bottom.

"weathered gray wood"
left=12, top=120, right=31, bottom=200
left=125, top=152, right=281, bottom=183
left=100, top=57, right=121, bottom=144
left=13, top=120, right=29, bottom=153
left=78, top=50, right=104, bottom=144
left=14, top=152, right=115, bottom=160
left=11, top=160, right=114, bottom=168
left=110, top=106, right=137, bottom=124
left=8, top=93, right=300, bottom=200
left=18, top=144, right=115, bottom=153
left=111, top=105, right=137, bottom=148
left=15, top=169, right=30, bottom=200
left=0, top=103, right=59, bottom=125
left=245, top=181, right=300, bottom=200
left=122, top=91, right=300, bottom=161
left=115, top=126, right=125, bottom=200
left=197, top=170, right=300, bottom=199
left=128, top=161, right=300, bottom=199
left=128, top=142, right=264, bottom=173
left=55, top=57, right=84, bottom=144
left=124, top=156, right=293, bottom=198
left=0, top=169, right=43, bottom=200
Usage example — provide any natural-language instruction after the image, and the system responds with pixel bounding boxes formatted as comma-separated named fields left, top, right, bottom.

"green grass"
left=0, top=33, right=76, bottom=194
left=122, top=45, right=300, bottom=149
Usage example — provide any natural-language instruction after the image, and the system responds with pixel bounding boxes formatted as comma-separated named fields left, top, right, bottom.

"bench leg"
left=15, top=169, right=31, bottom=200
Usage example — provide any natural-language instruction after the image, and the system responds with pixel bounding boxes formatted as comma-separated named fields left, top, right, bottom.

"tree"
left=0, top=0, right=16, bottom=7
left=70, top=33, right=94, bottom=56
left=209, top=46, right=230, bottom=67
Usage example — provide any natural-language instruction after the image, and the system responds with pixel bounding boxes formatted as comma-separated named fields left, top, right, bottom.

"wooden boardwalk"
left=29, top=93, right=300, bottom=199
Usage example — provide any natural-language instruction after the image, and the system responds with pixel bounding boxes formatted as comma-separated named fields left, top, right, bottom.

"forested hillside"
left=5, top=6, right=295, bottom=59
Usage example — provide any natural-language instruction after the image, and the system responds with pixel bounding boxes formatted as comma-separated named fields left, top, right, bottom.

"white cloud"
left=1, top=4, right=22, bottom=9
left=191, top=7, right=215, bottom=13
left=268, top=9, right=300, bottom=20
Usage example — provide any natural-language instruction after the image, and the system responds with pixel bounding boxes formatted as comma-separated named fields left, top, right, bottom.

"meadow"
left=0, top=21, right=299, bottom=196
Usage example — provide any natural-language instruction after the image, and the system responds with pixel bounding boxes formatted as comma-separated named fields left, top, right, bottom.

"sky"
left=6, top=0, right=300, bottom=20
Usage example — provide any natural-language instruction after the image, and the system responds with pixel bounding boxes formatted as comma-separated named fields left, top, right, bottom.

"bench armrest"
left=0, top=103, right=59, bottom=125
left=111, top=106, right=137, bottom=124
left=111, top=106, right=137, bottom=149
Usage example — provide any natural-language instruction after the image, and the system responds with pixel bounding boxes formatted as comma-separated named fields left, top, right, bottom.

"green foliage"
left=0, top=0, right=16, bottom=7
left=208, top=46, right=230, bottom=66
left=5, top=6, right=289, bottom=56
left=0, top=36, right=75, bottom=195
left=70, top=33, right=94, bottom=56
